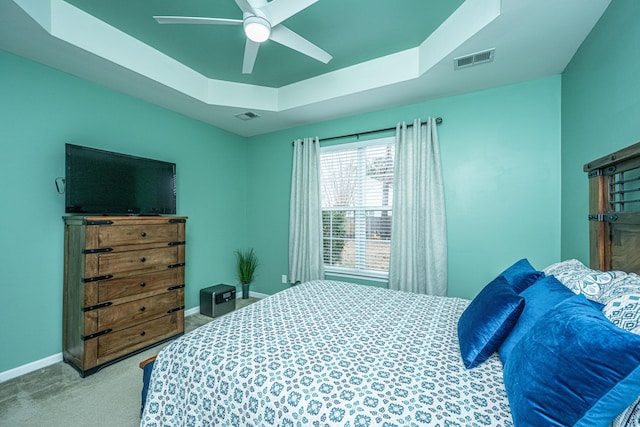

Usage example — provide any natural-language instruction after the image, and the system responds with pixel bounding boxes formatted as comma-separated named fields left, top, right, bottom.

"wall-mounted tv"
left=65, top=144, right=176, bottom=215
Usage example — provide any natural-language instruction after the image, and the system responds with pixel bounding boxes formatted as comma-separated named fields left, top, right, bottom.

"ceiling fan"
left=153, top=0, right=332, bottom=74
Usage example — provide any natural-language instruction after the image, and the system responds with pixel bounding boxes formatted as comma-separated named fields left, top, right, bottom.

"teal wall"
left=0, top=50, right=247, bottom=373
left=0, top=48, right=564, bottom=375
left=246, top=76, right=562, bottom=300
left=3, top=0, right=634, bottom=381
left=561, top=1, right=640, bottom=262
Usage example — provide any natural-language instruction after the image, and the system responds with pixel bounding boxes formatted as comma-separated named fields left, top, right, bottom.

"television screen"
left=65, top=144, right=176, bottom=215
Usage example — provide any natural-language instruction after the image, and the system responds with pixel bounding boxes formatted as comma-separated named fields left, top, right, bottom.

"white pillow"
left=542, top=259, right=590, bottom=276
left=543, top=259, right=627, bottom=303
left=603, top=294, right=640, bottom=334
left=612, top=396, right=640, bottom=426
left=600, top=274, right=640, bottom=333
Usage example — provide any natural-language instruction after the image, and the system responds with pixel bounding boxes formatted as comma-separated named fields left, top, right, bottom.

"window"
left=320, top=137, right=394, bottom=279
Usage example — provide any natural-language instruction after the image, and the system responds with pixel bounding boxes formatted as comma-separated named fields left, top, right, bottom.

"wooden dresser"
left=63, top=215, right=187, bottom=377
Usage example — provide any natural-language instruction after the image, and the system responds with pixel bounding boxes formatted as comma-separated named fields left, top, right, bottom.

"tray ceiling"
left=0, top=0, right=611, bottom=136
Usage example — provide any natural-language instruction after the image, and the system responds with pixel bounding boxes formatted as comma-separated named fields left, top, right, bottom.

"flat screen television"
left=65, top=144, right=176, bottom=215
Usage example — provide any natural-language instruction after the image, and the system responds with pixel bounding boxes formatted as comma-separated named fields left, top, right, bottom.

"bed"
left=140, top=264, right=640, bottom=427
left=141, top=143, right=640, bottom=427
left=142, top=280, right=513, bottom=426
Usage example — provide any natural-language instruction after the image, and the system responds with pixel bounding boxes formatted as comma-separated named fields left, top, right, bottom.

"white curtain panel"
left=289, top=137, right=325, bottom=284
left=389, top=118, right=447, bottom=295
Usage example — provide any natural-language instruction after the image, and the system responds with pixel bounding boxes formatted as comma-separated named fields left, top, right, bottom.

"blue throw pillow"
left=503, top=294, right=640, bottom=426
left=457, top=275, right=525, bottom=369
left=498, top=258, right=544, bottom=294
left=498, top=275, right=575, bottom=364
left=499, top=275, right=605, bottom=365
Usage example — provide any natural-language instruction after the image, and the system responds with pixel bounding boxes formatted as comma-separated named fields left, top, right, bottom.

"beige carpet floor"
left=0, top=298, right=260, bottom=427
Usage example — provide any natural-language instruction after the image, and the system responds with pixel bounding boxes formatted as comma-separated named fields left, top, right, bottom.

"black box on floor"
left=200, top=284, right=236, bottom=318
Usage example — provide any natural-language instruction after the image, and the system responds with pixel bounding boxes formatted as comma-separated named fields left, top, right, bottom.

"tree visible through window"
left=320, top=138, right=394, bottom=278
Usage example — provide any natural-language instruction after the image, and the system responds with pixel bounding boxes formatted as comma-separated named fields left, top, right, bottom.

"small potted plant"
left=235, top=248, right=259, bottom=299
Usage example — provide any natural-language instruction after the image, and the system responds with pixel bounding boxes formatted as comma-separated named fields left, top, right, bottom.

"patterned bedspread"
left=141, top=280, right=513, bottom=426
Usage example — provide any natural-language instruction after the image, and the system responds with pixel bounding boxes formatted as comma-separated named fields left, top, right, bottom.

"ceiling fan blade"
left=242, top=39, right=260, bottom=74
left=153, top=16, right=242, bottom=25
left=234, top=0, right=255, bottom=15
left=270, top=25, right=332, bottom=64
left=260, top=0, right=318, bottom=27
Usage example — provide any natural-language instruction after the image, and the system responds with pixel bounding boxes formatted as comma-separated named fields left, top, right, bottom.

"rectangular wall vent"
left=454, top=48, right=495, bottom=70
left=235, top=111, right=261, bottom=121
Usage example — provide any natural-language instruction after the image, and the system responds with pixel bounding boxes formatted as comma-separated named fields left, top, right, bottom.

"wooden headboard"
left=585, top=141, right=640, bottom=274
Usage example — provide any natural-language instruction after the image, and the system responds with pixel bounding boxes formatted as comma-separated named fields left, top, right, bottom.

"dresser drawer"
left=63, top=215, right=186, bottom=376
left=98, top=268, right=183, bottom=303
left=98, top=223, right=180, bottom=247
left=97, top=291, right=183, bottom=332
left=96, top=246, right=179, bottom=275
left=97, top=313, right=181, bottom=362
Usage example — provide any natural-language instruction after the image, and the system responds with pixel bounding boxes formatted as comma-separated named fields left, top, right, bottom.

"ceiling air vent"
left=454, top=48, right=495, bottom=70
left=235, top=111, right=261, bottom=121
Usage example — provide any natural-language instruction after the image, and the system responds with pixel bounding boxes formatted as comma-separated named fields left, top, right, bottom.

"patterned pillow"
left=604, top=294, right=640, bottom=334
left=543, top=259, right=628, bottom=303
left=600, top=274, right=640, bottom=337
left=612, top=397, right=640, bottom=426
left=600, top=273, right=640, bottom=303
left=543, top=259, right=590, bottom=277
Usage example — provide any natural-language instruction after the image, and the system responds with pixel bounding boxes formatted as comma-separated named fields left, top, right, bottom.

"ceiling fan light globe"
left=244, top=16, right=271, bottom=42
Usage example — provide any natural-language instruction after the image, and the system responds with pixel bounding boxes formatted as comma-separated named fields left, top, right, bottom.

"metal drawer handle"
left=140, top=282, right=146, bottom=287
left=140, top=306, right=146, bottom=312
left=140, top=257, right=146, bottom=263
left=141, top=231, right=147, bottom=237
left=140, top=331, right=146, bottom=336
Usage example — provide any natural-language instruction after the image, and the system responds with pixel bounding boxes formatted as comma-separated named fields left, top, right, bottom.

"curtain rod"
left=319, top=117, right=443, bottom=143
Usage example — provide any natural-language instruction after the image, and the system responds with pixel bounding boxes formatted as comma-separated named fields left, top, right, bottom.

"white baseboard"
left=1, top=292, right=269, bottom=383
left=184, top=306, right=200, bottom=316
left=0, top=352, right=63, bottom=383
left=248, top=291, right=269, bottom=299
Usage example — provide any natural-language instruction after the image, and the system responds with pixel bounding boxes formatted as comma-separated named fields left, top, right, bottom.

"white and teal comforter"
left=141, top=280, right=513, bottom=426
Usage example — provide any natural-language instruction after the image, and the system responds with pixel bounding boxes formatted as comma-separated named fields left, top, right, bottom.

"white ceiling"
left=0, top=0, right=611, bottom=137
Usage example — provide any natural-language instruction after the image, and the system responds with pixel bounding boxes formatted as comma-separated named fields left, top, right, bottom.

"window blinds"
left=320, top=138, right=394, bottom=276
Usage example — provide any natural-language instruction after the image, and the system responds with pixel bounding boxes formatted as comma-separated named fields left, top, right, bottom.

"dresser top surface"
left=63, top=215, right=188, bottom=226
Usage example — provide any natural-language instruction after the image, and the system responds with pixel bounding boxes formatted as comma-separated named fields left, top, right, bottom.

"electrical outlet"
left=281, top=274, right=287, bottom=284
